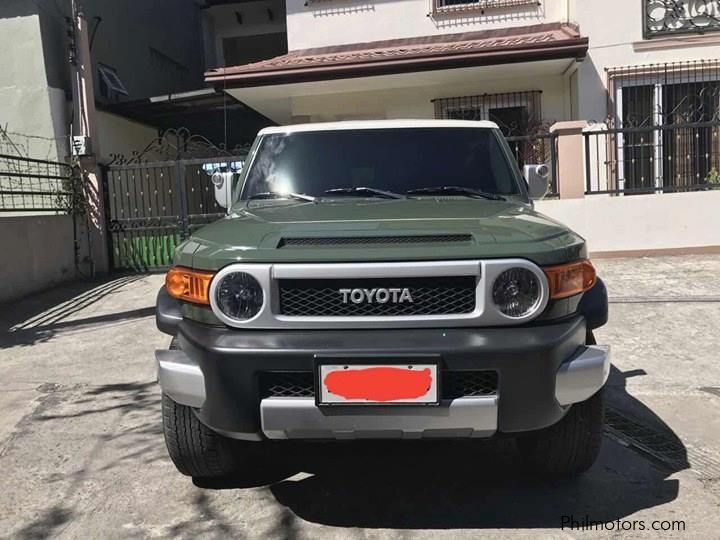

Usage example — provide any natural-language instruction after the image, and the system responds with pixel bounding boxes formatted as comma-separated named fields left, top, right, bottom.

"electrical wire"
left=89, top=16, right=102, bottom=50
left=223, top=70, right=228, bottom=152
left=30, top=0, right=70, bottom=27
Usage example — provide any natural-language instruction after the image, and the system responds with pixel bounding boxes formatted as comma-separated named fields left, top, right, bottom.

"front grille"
left=441, top=371, right=498, bottom=400
left=259, top=370, right=498, bottom=400
left=278, top=276, right=477, bottom=317
left=259, top=372, right=314, bottom=398
left=278, top=235, right=472, bottom=248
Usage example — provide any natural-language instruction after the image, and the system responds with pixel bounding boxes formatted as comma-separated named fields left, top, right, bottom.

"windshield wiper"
left=324, top=187, right=405, bottom=200
left=247, top=191, right=316, bottom=203
left=406, top=186, right=506, bottom=201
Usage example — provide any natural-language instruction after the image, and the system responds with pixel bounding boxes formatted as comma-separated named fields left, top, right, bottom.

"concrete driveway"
left=1, top=256, right=719, bottom=539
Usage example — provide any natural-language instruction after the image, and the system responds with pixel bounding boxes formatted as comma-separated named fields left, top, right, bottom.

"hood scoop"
left=278, top=234, right=473, bottom=249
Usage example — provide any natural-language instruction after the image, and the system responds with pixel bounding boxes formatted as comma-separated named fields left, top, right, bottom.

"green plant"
left=57, top=167, right=89, bottom=216
left=706, top=167, right=720, bottom=188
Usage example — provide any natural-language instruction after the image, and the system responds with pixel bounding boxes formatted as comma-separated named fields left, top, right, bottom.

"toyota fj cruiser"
left=156, top=120, right=609, bottom=480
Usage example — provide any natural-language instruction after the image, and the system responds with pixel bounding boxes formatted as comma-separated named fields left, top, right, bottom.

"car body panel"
left=177, top=199, right=586, bottom=269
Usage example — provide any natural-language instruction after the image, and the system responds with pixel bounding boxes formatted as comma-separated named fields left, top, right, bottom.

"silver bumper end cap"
left=260, top=396, right=498, bottom=440
left=555, top=345, right=611, bottom=406
left=155, top=349, right=206, bottom=408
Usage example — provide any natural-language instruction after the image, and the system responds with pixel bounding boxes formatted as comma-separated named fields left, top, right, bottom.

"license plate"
left=318, top=363, right=438, bottom=405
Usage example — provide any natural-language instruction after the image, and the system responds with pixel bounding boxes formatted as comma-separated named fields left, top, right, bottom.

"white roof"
left=259, top=119, right=499, bottom=135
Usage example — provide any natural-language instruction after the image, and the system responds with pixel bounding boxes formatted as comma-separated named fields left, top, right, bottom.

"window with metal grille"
left=643, top=0, right=720, bottom=39
left=433, top=91, right=542, bottom=137
left=433, top=91, right=551, bottom=171
left=605, top=60, right=720, bottom=193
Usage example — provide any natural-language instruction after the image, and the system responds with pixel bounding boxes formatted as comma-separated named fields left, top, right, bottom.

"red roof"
left=207, top=23, right=587, bottom=87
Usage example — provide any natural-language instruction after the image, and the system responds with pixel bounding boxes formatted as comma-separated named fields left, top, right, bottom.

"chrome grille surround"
left=209, top=259, right=550, bottom=330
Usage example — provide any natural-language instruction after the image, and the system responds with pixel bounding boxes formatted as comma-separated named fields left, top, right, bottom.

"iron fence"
left=506, top=133, right=559, bottom=197
left=103, top=156, right=245, bottom=271
left=101, top=128, right=250, bottom=272
left=0, top=153, right=75, bottom=212
left=584, top=121, right=720, bottom=195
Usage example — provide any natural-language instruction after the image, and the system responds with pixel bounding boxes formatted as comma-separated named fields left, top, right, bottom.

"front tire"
left=516, top=386, right=604, bottom=476
left=162, top=393, right=243, bottom=479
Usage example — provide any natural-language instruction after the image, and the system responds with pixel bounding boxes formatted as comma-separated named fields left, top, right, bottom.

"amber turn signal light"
left=544, top=260, right=597, bottom=300
left=165, top=267, right=215, bottom=305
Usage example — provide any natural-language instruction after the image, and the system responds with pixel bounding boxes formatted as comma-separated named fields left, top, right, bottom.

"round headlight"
left=215, top=272, right=264, bottom=320
left=492, top=268, right=541, bottom=318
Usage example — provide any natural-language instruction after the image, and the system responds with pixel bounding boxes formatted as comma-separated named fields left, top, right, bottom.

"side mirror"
left=212, top=171, right=235, bottom=209
left=524, top=164, right=550, bottom=200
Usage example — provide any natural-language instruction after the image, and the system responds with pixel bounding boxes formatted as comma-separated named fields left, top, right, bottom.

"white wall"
left=286, top=0, right=569, bottom=50
left=574, top=0, right=720, bottom=122
left=536, top=190, right=720, bottom=254
left=0, top=9, right=65, bottom=160
left=0, top=215, right=77, bottom=303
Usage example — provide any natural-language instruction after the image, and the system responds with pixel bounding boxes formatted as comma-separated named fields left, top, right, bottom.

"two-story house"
left=208, top=0, right=720, bottom=194
left=209, top=0, right=586, bottom=139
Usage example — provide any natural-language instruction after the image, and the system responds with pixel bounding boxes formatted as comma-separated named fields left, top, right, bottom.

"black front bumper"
left=173, top=313, right=587, bottom=439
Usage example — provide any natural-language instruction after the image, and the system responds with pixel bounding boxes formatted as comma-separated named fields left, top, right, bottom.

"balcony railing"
left=430, top=0, right=539, bottom=16
left=644, top=0, right=720, bottom=39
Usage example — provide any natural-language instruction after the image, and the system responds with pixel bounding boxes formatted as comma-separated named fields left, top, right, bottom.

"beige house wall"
left=95, top=111, right=158, bottom=164
left=286, top=0, right=570, bottom=50
left=289, top=71, right=570, bottom=124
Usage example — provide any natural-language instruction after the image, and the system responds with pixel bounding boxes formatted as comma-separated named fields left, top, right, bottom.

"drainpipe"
left=564, top=0, right=572, bottom=24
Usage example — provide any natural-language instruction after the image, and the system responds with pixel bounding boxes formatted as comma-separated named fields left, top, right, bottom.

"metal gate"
left=102, top=130, right=246, bottom=272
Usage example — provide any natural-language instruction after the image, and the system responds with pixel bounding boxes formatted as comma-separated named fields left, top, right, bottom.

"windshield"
left=239, top=127, right=522, bottom=200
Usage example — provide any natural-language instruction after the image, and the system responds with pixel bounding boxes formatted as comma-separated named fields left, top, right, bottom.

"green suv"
left=155, top=120, right=610, bottom=480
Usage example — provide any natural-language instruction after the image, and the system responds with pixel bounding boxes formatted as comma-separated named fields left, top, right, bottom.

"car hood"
left=181, top=199, right=586, bottom=269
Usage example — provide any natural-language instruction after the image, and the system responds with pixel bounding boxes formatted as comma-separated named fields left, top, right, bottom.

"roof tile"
left=207, top=23, right=587, bottom=85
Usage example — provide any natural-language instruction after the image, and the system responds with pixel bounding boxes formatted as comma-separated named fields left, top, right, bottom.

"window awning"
left=206, top=23, right=588, bottom=88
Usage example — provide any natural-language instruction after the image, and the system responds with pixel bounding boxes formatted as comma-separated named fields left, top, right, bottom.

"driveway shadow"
left=0, top=274, right=150, bottom=348
left=198, top=366, right=686, bottom=531
left=264, top=441, right=677, bottom=529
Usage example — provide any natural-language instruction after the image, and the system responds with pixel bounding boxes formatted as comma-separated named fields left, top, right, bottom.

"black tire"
left=517, top=388, right=604, bottom=476
left=163, top=338, right=250, bottom=478
left=162, top=393, right=244, bottom=478
left=517, top=332, right=604, bottom=476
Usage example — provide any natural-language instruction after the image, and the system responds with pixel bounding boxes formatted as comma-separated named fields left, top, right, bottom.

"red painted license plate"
left=318, top=364, right=438, bottom=405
